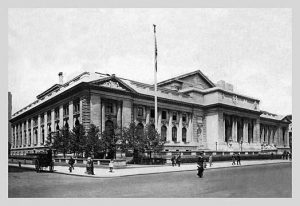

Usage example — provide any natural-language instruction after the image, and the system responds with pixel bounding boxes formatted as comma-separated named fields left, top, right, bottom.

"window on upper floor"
left=73, top=99, right=80, bottom=113
left=150, top=109, right=155, bottom=118
left=105, top=103, right=114, bottom=114
left=172, top=126, right=177, bottom=142
left=182, top=114, right=187, bottom=123
left=47, top=111, right=51, bottom=122
left=162, top=110, right=167, bottom=120
left=172, top=112, right=177, bottom=121
left=137, top=107, right=143, bottom=117
left=63, top=104, right=69, bottom=116
left=55, top=108, right=59, bottom=119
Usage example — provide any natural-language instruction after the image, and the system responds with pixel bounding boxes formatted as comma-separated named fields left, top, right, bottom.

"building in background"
left=9, top=70, right=291, bottom=156
left=285, top=114, right=292, bottom=151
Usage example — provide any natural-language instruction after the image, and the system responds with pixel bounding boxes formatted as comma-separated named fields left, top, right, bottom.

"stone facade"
left=9, top=70, right=291, bottom=156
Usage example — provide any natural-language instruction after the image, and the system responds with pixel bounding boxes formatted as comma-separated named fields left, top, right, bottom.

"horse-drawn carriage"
left=27, top=150, right=54, bottom=173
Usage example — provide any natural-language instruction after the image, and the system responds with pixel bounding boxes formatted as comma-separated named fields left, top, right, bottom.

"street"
left=8, top=162, right=291, bottom=198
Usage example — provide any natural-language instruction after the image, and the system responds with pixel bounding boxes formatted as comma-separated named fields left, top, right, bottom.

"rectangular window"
left=105, top=103, right=113, bottom=114
left=73, top=99, right=80, bottom=113
left=55, top=108, right=59, bottom=119
left=150, top=109, right=155, bottom=118
left=182, top=114, right=187, bottom=122
left=172, top=112, right=177, bottom=121
left=162, top=110, right=167, bottom=120
left=41, top=115, right=44, bottom=124
left=137, top=107, right=143, bottom=117
left=47, top=111, right=51, bottom=122
left=63, top=104, right=69, bottom=116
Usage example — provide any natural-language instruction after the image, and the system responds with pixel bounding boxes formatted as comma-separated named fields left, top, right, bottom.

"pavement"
left=8, top=159, right=291, bottom=178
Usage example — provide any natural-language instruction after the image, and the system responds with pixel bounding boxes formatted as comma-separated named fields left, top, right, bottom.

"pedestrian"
left=176, top=155, right=181, bottom=167
left=68, top=156, right=75, bottom=173
left=271, top=152, right=274, bottom=160
left=90, top=157, right=94, bottom=175
left=236, top=153, right=241, bottom=165
left=171, top=155, right=175, bottom=167
left=109, top=159, right=114, bottom=172
left=197, top=152, right=205, bottom=178
left=232, top=153, right=236, bottom=165
left=209, top=154, right=213, bottom=167
left=86, top=157, right=94, bottom=175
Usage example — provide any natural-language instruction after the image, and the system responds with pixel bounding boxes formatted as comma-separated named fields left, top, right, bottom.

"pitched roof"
left=157, top=70, right=215, bottom=87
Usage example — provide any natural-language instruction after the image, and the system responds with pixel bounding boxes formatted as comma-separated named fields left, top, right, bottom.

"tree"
left=45, top=127, right=71, bottom=158
left=120, top=122, right=165, bottom=162
left=85, top=124, right=103, bottom=158
left=69, top=124, right=86, bottom=157
left=99, top=124, right=121, bottom=159
left=144, top=124, right=165, bottom=160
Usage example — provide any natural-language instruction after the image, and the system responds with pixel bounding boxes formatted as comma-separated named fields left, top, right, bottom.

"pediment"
left=158, top=70, right=215, bottom=90
left=91, top=76, right=136, bottom=93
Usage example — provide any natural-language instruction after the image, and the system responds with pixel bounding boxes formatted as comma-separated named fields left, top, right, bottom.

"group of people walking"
left=171, top=155, right=181, bottom=167
left=231, top=153, right=242, bottom=165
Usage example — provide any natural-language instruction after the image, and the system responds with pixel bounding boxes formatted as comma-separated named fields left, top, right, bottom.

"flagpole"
left=153, top=24, right=158, bottom=129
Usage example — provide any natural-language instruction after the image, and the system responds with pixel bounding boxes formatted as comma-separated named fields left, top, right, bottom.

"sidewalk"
left=8, top=159, right=291, bottom=178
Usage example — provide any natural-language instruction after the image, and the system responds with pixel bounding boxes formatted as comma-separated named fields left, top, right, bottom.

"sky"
left=8, top=8, right=292, bottom=115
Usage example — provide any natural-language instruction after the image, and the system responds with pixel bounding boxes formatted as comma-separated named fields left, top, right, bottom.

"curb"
left=8, top=161, right=291, bottom=179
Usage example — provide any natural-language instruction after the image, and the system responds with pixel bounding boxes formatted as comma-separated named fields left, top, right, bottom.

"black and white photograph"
left=7, top=7, right=292, bottom=198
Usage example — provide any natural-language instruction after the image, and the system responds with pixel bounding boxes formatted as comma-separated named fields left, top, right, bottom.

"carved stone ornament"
left=102, top=81, right=125, bottom=90
left=232, top=95, right=238, bottom=104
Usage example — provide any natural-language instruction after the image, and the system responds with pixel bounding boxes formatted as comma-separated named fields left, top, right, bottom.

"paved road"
left=8, top=162, right=291, bottom=198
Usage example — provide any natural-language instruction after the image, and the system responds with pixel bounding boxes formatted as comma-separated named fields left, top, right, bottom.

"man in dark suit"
left=197, top=152, right=205, bottom=178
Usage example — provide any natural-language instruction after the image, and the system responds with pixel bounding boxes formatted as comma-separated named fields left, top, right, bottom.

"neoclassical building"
left=10, top=70, right=291, bottom=156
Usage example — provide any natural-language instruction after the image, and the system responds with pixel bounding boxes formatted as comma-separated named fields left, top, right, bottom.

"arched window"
left=182, top=127, right=187, bottom=142
left=161, top=125, right=167, bottom=141
left=172, top=126, right=177, bottom=142
left=137, top=123, right=144, bottom=137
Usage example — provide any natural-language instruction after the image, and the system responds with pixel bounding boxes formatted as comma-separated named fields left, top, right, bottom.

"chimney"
left=58, top=72, right=63, bottom=84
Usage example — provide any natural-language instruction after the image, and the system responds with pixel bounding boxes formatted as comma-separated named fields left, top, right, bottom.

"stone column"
left=37, top=115, right=41, bottom=146
left=232, top=117, right=237, bottom=142
left=21, top=122, right=24, bottom=147
left=59, top=105, right=63, bottom=129
left=243, top=120, right=248, bottom=143
left=178, top=113, right=182, bottom=143
left=188, top=113, right=193, bottom=143
left=79, top=98, right=83, bottom=123
left=44, top=112, right=47, bottom=144
left=69, top=100, right=74, bottom=129
left=254, top=119, right=260, bottom=143
left=122, top=99, right=132, bottom=128
left=284, top=128, right=289, bottom=147
left=223, top=115, right=226, bottom=142
left=30, top=119, right=34, bottom=147
left=167, top=112, right=172, bottom=142
left=117, top=102, right=122, bottom=129
left=11, top=126, right=14, bottom=148
left=145, top=107, right=150, bottom=125
left=266, top=127, right=269, bottom=144
left=270, top=128, right=274, bottom=144
left=26, top=120, right=29, bottom=146
left=51, top=109, right=55, bottom=132
left=101, top=102, right=105, bottom=132
left=157, top=110, right=162, bottom=134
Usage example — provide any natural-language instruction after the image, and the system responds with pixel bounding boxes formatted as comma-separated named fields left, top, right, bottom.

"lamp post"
left=215, top=142, right=218, bottom=151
